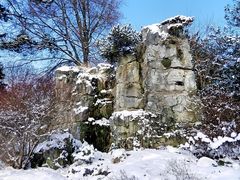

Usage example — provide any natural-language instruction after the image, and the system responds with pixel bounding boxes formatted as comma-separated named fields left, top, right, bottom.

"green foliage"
left=99, top=24, right=141, bottom=64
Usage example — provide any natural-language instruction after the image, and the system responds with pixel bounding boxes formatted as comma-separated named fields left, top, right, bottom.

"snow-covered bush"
left=164, top=160, right=201, bottom=180
left=98, top=24, right=141, bottom=64
left=183, top=131, right=240, bottom=159
left=190, top=27, right=240, bottom=140
left=72, top=142, right=96, bottom=164
left=0, top=65, right=56, bottom=169
left=31, top=131, right=82, bottom=169
left=109, top=170, right=138, bottom=180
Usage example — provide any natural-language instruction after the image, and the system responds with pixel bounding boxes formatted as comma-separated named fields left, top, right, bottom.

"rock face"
left=111, top=16, right=200, bottom=149
left=115, top=55, right=144, bottom=110
left=55, top=16, right=200, bottom=150
left=55, top=64, right=115, bottom=151
left=141, top=16, right=198, bottom=122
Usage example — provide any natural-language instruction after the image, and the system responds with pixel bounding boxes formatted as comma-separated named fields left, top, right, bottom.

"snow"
left=197, top=157, right=217, bottom=167
left=194, top=132, right=212, bottom=143
left=87, top=117, right=110, bottom=126
left=56, top=66, right=80, bottom=73
left=192, top=131, right=240, bottom=150
left=34, top=132, right=81, bottom=153
left=210, top=136, right=239, bottom=149
left=231, top=132, right=237, bottom=138
left=95, top=98, right=112, bottom=106
left=92, top=118, right=110, bottom=126
left=73, top=106, right=88, bottom=115
left=112, top=109, right=156, bottom=120
left=142, top=15, right=194, bottom=41
left=0, top=146, right=240, bottom=180
left=143, top=23, right=169, bottom=40
left=160, top=15, right=194, bottom=25
left=110, top=148, right=126, bottom=161
left=63, top=147, right=240, bottom=180
left=144, top=23, right=161, bottom=33
left=97, top=63, right=113, bottom=70
left=0, top=167, right=66, bottom=180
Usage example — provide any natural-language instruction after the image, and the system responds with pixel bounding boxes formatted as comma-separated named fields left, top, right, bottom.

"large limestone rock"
left=55, top=16, right=200, bottom=151
left=113, top=15, right=198, bottom=122
left=111, top=16, right=200, bottom=149
left=141, top=16, right=198, bottom=123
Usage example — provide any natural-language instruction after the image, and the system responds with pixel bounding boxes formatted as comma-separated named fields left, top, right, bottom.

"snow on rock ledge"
left=142, top=15, right=194, bottom=42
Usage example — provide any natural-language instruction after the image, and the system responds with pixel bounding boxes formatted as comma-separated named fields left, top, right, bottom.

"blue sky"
left=120, top=0, right=232, bottom=30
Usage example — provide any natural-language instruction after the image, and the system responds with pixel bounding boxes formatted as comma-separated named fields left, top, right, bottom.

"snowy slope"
left=0, top=146, right=240, bottom=180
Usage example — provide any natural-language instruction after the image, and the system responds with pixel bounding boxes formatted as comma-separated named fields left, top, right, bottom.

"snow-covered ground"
left=0, top=146, right=240, bottom=180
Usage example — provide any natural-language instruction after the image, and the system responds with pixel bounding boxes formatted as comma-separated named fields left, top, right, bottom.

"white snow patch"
left=197, top=157, right=217, bottom=167
left=143, top=23, right=169, bottom=40
left=34, top=132, right=81, bottom=153
left=192, top=132, right=240, bottom=150
left=231, top=132, right=237, bottom=138
left=73, top=106, right=88, bottom=114
left=95, top=98, right=112, bottom=106
left=0, top=167, right=66, bottom=180
left=194, top=132, right=212, bottom=143
left=210, top=136, right=236, bottom=149
left=92, top=118, right=110, bottom=126
left=56, top=66, right=80, bottom=73
left=1, top=147, right=240, bottom=180
left=112, top=109, right=156, bottom=120
left=97, top=63, right=112, bottom=70
left=144, top=23, right=161, bottom=33
left=87, top=117, right=110, bottom=126
left=110, top=149, right=127, bottom=162
left=161, top=15, right=194, bottom=25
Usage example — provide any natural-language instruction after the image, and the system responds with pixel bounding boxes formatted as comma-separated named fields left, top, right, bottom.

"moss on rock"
left=161, top=58, right=172, bottom=69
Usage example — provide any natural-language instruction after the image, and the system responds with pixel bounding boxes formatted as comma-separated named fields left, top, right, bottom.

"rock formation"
left=111, top=16, right=199, bottom=149
left=55, top=64, right=115, bottom=151
left=55, top=16, right=200, bottom=150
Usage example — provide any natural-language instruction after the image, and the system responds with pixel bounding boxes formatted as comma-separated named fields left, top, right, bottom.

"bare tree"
left=0, top=65, right=56, bottom=169
left=2, top=0, right=122, bottom=66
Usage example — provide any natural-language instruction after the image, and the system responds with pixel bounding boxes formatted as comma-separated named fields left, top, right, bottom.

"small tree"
left=99, top=24, right=141, bottom=64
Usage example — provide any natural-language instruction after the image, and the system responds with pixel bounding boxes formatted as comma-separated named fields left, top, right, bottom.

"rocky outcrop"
left=111, top=16, right=200, bottom=149
left=55, top=64, right=115, bottom=151
left=55, top=16, right=200, bottom=150
left=141, top=16, right=198, bottom=123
